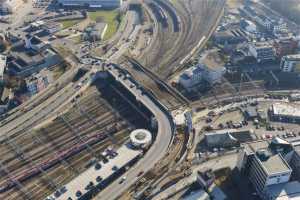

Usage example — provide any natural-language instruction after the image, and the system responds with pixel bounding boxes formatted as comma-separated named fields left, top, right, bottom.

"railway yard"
left=0, top=80, right=151, bottom=200
left=0, top=0, right=244, bottom=199
left=2, top=0, right=300, bottom=200
left=138, top=0, right=226, bottom=79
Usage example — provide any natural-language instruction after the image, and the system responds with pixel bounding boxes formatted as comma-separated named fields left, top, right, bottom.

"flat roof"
left=244, top=140, right=270, bottom=154
left=182, top=190, right=209, bottom=200
left=244, top=106, right=257, bottom=117
left=244, top=140, right=291, bottom=175
left=250, top=41, right=273, bottom=50
left=209, top=183, right=227, bottom=200
left=284, top=54, right=300, bottom=60
left=266, top=181, right=300, bottom=200
left=0, top=54, right=6, bottom=76
left=47, top=144, right=141, bottom=200
left=206, top=129, right=252, bottom=135
left=272, top=102, right=300, bottom=117
left=259, top=153, right=291, bottom=175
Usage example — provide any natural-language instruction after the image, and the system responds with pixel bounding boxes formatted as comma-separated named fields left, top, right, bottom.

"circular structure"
left=130, top=129, right=152, bottom=148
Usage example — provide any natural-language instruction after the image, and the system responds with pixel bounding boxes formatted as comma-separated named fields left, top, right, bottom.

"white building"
left=179, top=64, right=225, bottom=92
left=0, top=54, right=6, bottom=82
left=181, top=190, right=210, bottom=200
left=270, top=102, right=300, bottom=123
left=280, top=54, right=300, bottom=72
left=130, top=129, right=152, bottom=149
left=249, top=42, right=275, bottom=63
left=0, top=0, right=13, bottom=14
left=57, top=0, right=122, bottom=8
left=179, top=65, right=206, bottom=91
left=206, top=67, right=226, bottom=84
left=245, top=20, right=257, bottom=34
left=237, top=140, right=294, bottom=200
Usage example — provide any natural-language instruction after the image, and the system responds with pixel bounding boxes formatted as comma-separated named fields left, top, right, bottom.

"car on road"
left=206, top=118, right=212, bottom=123
left=137, top=171, right=144, bottom=177
left=208, top=111, right=216, bottom=117
left=119, top=176, right=126, bottom=184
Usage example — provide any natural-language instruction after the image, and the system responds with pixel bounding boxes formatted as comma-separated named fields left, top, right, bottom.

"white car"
left=119, top=176, right=126, bottom=184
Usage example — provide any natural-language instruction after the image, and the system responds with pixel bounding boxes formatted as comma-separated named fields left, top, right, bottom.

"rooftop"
left=244, top=140, right=292, bottom=175
left=251, top=41, right=273, bottom=49
left=47, top=144, right=142, bottom=200
left=266, top=181, right=300, bottom=200
left=0, top=54, right=6, bottom=76
left=244, top=106, right=258, bottom=117
left=258, top=153, right=291, bottom=175
left=181, top=190, right=209, bottom=200
left=283, top=54, right=300, bottom=61
left=180, top=64, right=206, bottom=79
left=206, top=129, right=255, bottom=143
left=272, top=102, right=300, bottom=117
left=244, top=140, right=270, bottom=154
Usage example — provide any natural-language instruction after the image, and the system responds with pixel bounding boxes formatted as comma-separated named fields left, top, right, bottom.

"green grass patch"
left=60, top=19, right=81, bottom=29
left=87, top=10, right=122, bottom=40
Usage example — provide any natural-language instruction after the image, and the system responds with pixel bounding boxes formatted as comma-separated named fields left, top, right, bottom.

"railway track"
left=138, top=0, right=180, bottom=70
left=163, top=0, right=226, bottom=79
left=124, top=56, right=189, bottom=108
left=0, top=84, right=145, bottom=199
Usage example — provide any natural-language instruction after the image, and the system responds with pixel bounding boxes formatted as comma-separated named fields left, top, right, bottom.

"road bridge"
left=92, top=63, right=175, bottom=200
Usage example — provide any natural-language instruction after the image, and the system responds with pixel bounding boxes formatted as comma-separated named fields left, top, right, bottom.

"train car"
left=0, top=132, right=109, bottom=193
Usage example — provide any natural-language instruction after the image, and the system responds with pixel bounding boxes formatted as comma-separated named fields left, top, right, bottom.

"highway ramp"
left=93, top=63, right=175, bottom=200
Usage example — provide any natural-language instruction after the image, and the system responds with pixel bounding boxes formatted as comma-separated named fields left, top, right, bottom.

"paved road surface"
left=93, top=64, right=174, bottom=200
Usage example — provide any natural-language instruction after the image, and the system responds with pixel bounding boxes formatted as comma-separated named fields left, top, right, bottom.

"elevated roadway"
left=93, top=63, right=175, bottom=200
left=0, top=65, right=96, bottom=141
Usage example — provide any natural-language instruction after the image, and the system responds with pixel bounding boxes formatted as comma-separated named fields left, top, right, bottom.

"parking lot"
left=33, top=0, right=52, bottom=9
left=202, top=100, right=300, bottom=143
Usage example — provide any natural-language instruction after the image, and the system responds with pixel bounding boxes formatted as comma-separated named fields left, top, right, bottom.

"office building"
left=181, top=190, right=210, bottom=200
left=0, top=54, right=6, bottom=82
left=290, top=146, right=300, bottom=179
left=179, top=64, right=206, bottom=91
left=7, top=35, right=62, bottom=77
left=269, top=102, right=300, bottom=123
left=237, top=139, right=296, bottom=199
left=249, top=42, right=275, bottom=63
left=179, top=64, right=225, bottom=92
left=196, top=168, right=215, bottom=190
left=25, top=70, right=53, bottom=97
left=280, top=54, right=300, bottom=72
left=205, top=129, right=255, bottom=149
left=273, top=38, right=297, bottom=58
left=264, top=181, right=300, bottom=200
left=0, top=0, right=11, bottom=15
left=213, top=29, right=246, bottom=45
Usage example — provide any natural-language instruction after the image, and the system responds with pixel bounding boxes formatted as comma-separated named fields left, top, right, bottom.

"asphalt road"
left=93, top=64, right=174, bottom=200
left=0, top=66, right=94, bottom=141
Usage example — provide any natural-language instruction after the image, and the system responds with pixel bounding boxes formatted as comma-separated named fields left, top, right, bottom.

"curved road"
left=94, top=64, right=175, bottom=200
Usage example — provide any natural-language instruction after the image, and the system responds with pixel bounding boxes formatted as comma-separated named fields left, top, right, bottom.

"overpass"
left=91, top=63, right=175, bottom=200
